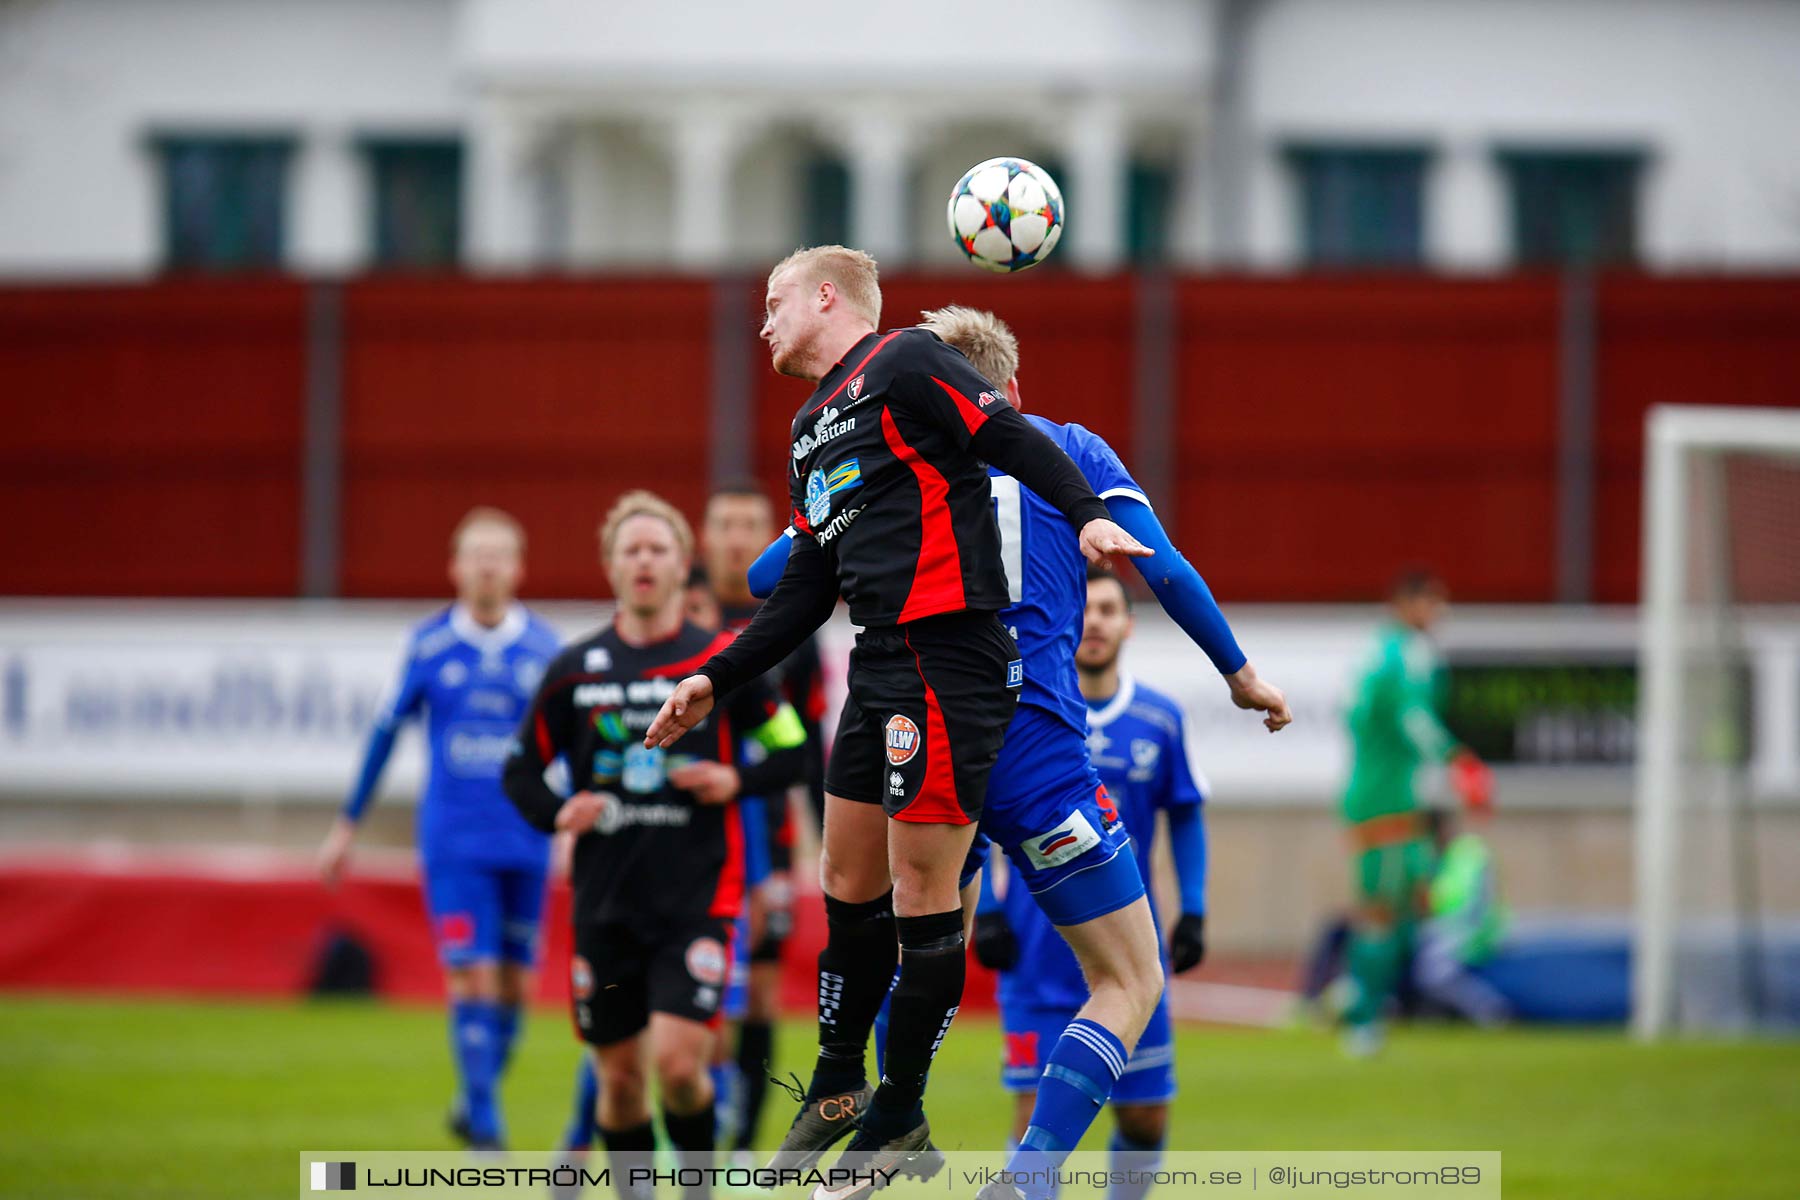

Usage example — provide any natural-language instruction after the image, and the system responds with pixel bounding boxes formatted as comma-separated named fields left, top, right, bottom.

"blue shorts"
left=422, top=861, right=549, bottom=968
left=1000, top=995, right=1176, bottom=1105
left=979, top=705, right=1144, bottom=926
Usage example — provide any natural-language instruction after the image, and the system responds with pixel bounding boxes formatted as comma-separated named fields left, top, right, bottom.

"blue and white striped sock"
left=1004, top=1018, right=1127, bottom=1199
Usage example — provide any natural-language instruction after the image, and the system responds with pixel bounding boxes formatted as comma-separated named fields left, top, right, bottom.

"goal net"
left=1635, top=405, right=1800, bottom=1038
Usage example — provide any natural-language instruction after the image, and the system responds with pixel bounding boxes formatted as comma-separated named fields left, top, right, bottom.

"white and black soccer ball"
left=946, top=157, right=1064, bottom=273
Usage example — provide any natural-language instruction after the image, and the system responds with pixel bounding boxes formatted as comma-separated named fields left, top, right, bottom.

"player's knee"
left=596, top=1056, right=648, bottom=1125
left=445, top=962, right=498, bottom=1001
left=819, top=843, right=888, bottom=905
left=1113, top=1103, right=1168, bottom=1146
left=653, top=1044, right=710, bottom=1112
left=497, top=964, right=533, bottom=1008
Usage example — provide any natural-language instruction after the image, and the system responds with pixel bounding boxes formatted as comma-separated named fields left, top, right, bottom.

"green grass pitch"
left=2, top=996, right=1797, bottom=1199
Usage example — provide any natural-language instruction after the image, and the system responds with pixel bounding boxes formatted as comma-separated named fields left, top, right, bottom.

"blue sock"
left=493, top=1004, right=522, bottom=1076
left=1107, top=1128, right=1165, bottom=1200
left=561, top=1056, right=600, bottom=1151
left=451, top=999, right=502, bottom=1143
left=711, top=1058, right=740, bottom=1140
left=1004, top=1019, right=1127, bottom=1200
left=871, top=966, right=901, bottom=1075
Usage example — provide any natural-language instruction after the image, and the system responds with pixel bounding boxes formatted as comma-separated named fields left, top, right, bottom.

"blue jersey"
left=353, top=604, right=561, bottom=868
left=997, top=675, right=1206, bottom=1012
left=989, top=415, right=1147, bottom=734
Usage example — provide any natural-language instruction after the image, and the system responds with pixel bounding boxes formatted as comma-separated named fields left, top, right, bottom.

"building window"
left=1286, top=144, right=1429, bottom=268
left=364, top=139, right=464, bottom=269
left=1499, top=148, right=1645, bottom=267
left=802, top=153, right=851, bottom=248
left=156, top=135, right=294, bottom=271
left=1126, top=161, right=1175, bottom=264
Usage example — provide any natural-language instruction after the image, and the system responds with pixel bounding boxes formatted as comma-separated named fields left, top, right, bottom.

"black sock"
left=662, top=1105, right=714, bottom=1200
left=811, top=891, right=895, bottom=1098
left=733, top=1020, right=774, bottom=1152
left=598, top=1121, right=656, bottom=1200
left=862, top=908, right=965, bottom=1139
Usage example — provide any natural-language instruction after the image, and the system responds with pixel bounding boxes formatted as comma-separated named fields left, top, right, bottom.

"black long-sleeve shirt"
left=504, top=622, right=805, bottom=925
left=700, top=327, right=1110, bottom=697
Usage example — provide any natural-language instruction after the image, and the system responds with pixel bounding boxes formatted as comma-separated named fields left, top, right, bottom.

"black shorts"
left=568, top=917, right=734, bottom=1046
left=824, top=609, right=1020, bottom=824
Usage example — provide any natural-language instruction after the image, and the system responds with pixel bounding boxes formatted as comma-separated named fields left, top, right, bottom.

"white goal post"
left=1635, top=404, right=1800, bottom=1039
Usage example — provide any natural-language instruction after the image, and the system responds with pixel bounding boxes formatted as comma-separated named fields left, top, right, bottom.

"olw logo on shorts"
left=884, top=714, right=920, bottom=765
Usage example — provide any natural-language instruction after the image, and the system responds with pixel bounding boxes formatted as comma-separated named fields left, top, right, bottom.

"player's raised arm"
left=319, top=636, right=428, bottom=886
left=895, top=335, right=1149, bottom=560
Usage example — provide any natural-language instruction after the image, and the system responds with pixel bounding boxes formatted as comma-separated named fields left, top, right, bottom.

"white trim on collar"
left=450, top=602, right=527, bottom=652
left=1086, top=673, right=1137, bottom=729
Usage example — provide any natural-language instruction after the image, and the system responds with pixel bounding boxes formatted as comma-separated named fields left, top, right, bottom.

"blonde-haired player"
left=646, top=245, right=1152, bottom=1193
left=505, top=490, right=809, bottom=1189
left=319, top=506, right=562, bottom=1152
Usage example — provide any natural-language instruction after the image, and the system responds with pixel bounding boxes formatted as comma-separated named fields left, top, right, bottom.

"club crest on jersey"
left=685, top=937, right=727, bottom=986
left=805, top=458, right=863, bottom=526
left=1022, top=810, right=1101, bottom=871
left=848, top=374, right=865, bottom=401
left=884, top=714, right=921, bottom=765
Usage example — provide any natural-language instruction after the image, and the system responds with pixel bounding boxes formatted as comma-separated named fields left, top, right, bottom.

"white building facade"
left=1, top=0, right=1797, bottom=278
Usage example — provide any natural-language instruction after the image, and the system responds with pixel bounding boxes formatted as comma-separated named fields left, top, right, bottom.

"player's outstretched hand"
left=317, top=816, right=355, bottom=889
left=669, top=760, right=740, bottom=805
left=1226, top=662, right=1292, bottom=732
left=644, top=675, right=715, bottom=748
left=1078, top=517, right=1153, bottom=562
left=1171, top=912, right=1207, bottom=973
left=555, top=790, right=610, bottom=835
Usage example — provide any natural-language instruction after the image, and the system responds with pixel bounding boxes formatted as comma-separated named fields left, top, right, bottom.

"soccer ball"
left=946, top=157, right=1064, bottom=273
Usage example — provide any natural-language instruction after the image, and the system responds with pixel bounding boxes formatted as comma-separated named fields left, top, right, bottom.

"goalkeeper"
left=1340, top=569, right=1490, bottom=1055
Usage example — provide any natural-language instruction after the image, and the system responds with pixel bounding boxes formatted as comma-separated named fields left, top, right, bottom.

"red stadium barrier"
left=0, top=853, right=998, bottom=1010
left=2, top=273, right=1796, bottom=603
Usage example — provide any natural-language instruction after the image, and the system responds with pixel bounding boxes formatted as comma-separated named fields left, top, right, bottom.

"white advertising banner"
left=1, top=600, right=1794, bottom=804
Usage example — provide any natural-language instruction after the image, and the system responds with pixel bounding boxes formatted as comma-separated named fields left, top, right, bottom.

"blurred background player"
left=504, top=491, right=808, bottom=1199
left=1416, top=800, right=1511, bottom=1026
left=699, top=482, right=830, bottom=1164
left=1340, top=569, right=1493, bottom=1055
left=555, top=560, right=779, bottom=1181
left=316, top=507, right=561, bottom=1152
left=975, top=564, right=1210, bottom=1200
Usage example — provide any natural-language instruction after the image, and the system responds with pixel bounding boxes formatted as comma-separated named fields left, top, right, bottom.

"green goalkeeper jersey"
left=1343, top=620, right=1457, bottom=824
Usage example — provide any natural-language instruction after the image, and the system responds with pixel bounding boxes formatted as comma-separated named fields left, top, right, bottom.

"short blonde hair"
left=769, top=245, right=882, bottom=327
left=599, top=490, right=694, bottom=563
left=450, top=505, right=526, bottom=554
left=919, top=305, right=1018, bottom=387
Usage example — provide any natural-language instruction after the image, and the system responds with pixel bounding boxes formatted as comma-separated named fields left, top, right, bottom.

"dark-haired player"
left=700, top=482, right=829, bottom=1162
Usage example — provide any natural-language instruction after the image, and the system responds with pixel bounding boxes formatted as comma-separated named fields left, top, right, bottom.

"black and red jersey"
left=785, top=327, right=1103, bottom=625
left=502, top=621, right=802, bottom=928
left=700, top=328, right=1109, bottom=698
